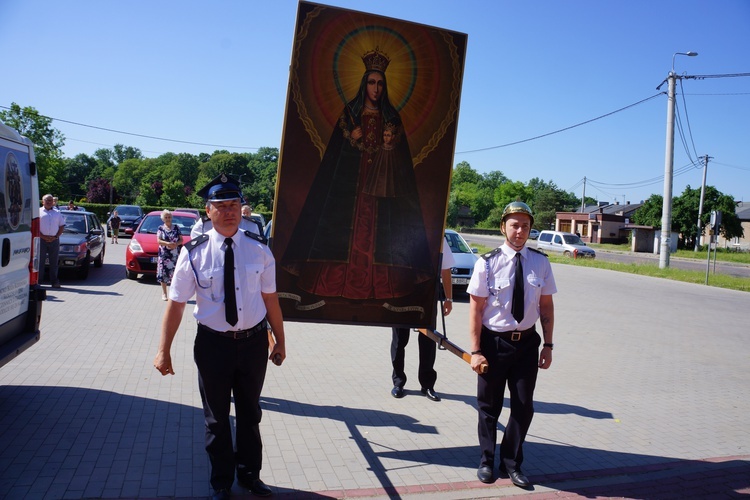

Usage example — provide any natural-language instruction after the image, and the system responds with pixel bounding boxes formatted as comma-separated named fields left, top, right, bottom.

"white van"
left=0, top=121, right=46, bottom=368
left=536, top=230, right=596, bottom=258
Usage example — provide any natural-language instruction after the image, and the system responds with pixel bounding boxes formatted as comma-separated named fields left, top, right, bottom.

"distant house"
left=555, top=201, right=642, bottom=244
left=716, top=201, right=750, bottom=251
left=456, top=205, right=475, bottom=228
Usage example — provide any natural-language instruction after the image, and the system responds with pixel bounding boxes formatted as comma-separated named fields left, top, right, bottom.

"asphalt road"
left=460, top=233, right=750, bottom=279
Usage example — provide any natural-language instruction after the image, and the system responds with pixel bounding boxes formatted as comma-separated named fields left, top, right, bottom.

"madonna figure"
left=283, top=48, right=432, bottom=300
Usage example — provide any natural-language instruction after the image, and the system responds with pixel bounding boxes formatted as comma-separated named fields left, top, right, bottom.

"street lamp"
left=659, top=50, right=698, bottom=269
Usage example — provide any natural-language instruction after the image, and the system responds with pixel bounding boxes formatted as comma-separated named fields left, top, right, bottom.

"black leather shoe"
left=421, top=388, right=441, bottom=401
left=391, top=386, right=404, bottom=398
left=238, top=475, right=272, bottom=497
left=477, top=465, right=494, bottom=483
left=212, top=488, right=231, bottom=500
left=500, top=464, right=531, bottom=489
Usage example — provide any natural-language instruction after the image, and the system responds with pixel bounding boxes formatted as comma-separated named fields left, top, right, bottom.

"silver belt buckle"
left=511, top=331, right=521, bottom=341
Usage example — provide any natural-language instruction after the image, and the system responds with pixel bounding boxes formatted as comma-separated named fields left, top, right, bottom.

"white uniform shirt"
left=39, top=207, right=65, bottom=237
left=190, top=216, right=260, bottom=239
left=169, top=228, right=276, bottom=332
left=466, top=244, right=556, bottom=332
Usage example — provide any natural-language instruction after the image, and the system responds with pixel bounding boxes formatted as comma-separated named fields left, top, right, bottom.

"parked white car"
left=536, top=230, right=596, bottom=258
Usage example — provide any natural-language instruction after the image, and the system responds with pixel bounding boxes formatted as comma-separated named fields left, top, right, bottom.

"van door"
left=0, top=123, right=45, bottom=368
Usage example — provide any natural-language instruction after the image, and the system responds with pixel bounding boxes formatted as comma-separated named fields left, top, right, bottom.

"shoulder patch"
left=481, top=246, right=503, bottom=261
left=528, top=247, right=548, bottom=257
left=185, top=234, right=209, bottom=252
left=243, top=230, right=268, bottom=245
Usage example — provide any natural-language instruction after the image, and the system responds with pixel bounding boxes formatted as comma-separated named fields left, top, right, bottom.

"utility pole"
left=694, top=154, right=712, bottom=252
left=658, top=51, right=698, bottom=269
left=580, top=176, right=586, bottom=212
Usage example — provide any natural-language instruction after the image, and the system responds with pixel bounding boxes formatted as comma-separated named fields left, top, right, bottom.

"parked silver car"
left=536, top=230, right=595, bottom=258
left=444, top=229, right=479, bottom=292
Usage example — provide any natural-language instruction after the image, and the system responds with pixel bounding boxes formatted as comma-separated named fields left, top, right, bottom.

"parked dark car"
left=45, top=210, right=106, bottom=279
left=113, top=205, right=144, bottom=236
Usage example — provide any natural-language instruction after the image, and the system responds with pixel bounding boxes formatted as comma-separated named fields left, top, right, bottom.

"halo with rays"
left=289, top=5, right=462, bottom=165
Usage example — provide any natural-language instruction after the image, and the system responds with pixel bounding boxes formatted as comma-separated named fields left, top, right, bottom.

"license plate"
left=150, top=257, right=158, bottom=263
left=452, top=278, right=470, bottom=285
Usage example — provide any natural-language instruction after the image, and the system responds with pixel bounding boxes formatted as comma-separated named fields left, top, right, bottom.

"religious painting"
left=273, top=1, right=467, bottom=327
left=1, top=144, right=31, bottom=233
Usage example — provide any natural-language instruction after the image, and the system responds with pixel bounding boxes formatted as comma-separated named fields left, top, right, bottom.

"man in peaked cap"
left=154, top=172, right=286, bottom=499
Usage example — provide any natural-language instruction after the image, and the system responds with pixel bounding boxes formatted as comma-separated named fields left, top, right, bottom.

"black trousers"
left=194, top=325, right=268, bottom=490
left=391, top=327, right=437, bottom=390
left=39, top=237, right=60, bottom=284
left=477, top=326, right=540, bottom=471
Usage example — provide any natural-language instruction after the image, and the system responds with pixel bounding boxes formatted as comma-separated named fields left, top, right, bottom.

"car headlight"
left=129, top=239, right=143, bottom=252
left=60, top=243, right=86, bottom=253
left=451, top=267, right=459, bottom=274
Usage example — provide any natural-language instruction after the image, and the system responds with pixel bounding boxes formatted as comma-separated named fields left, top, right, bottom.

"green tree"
left=452, top=161, right=482, bottom=185
left=0, top=103, right=66, bottom=196
left=632, top=194, right=664, bottom=227
left=672, top=185, right=743, bottom=248
left=244, top=147, right=279, bottom=210
left=63, top=153, right=98, bottom=200
left=115, top=158, right=148, bottom=203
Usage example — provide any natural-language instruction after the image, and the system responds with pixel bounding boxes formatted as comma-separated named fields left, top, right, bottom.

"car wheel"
left=563, top=250, right=572, bottom=258
left=94, top=247, right=104, bottom=268
left=77, top=255, right=90, bottom=279
left=126, top=269, right=138, bottom=280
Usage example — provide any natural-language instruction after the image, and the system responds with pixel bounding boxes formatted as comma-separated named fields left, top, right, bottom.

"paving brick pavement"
left=1, top=241, right=748, bottom=499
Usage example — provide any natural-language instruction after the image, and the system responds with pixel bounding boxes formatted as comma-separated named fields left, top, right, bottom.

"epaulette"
left=185, top=234, right=209, bottom=252
left=528, top=247, right=548, bottom=257
left=243, top=230, right=268, bottom=245
left=481, top=246, right=503, bottom=260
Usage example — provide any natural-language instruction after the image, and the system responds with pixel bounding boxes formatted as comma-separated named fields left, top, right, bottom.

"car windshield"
left=563, top=234, right=584, bottom=245
left=63, top=214, right=87, bottom=233
left=117, top=206, right=141, bottom=216
left=138, top=215, right=196, bottom=235
left=445, top=232, right=472, bottom=254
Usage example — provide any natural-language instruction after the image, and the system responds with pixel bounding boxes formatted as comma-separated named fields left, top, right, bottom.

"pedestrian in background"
left=390, top=239, right=455, bottom=402
left=39, top=194, right=65, bottom=288
left=108, top=210, right=121, bottom=244
left=156, top=210, right=180, bottom=301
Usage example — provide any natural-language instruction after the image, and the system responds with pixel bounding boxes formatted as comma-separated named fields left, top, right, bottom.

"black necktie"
left=511, top=253, right=525, bottom=323
left=224, top=238, right=238, bottom=326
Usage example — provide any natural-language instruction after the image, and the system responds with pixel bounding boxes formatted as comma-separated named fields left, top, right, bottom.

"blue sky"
left=2, top=0, right=748, bottom=205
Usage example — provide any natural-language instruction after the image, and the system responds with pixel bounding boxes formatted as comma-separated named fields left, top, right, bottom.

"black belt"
left=483, top=325, right=536, bottom=341
left=198, top=320, right=267, bottom=340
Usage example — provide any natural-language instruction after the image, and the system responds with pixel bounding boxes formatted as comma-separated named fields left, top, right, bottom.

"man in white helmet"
left=467, top=201, right=556, bottom=489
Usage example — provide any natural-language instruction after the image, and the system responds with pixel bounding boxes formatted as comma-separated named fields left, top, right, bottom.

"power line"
left=713, top=160, right=750, bottom=172
left=587, top=161, right=699, bottom=189
left=677, top=79, right=699, bottom=162
left=456, top=93, right=664, bottom=154
left=0, top=105, right=260, bottom=151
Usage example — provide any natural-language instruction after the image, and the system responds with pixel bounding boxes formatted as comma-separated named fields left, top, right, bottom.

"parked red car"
left=125, top=211, right=198, bottom=279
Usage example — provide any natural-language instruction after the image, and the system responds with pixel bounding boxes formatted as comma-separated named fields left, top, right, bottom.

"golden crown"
left=362, top=48, right=390, bottom=73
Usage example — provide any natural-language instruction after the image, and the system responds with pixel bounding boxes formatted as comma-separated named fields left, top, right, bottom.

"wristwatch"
left=445, top=298, right=453, bottom=302
left=543, top=343, right=554, bottom=350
